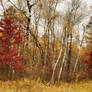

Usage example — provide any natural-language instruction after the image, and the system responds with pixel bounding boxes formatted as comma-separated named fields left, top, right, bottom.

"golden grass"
left=0, top=79, right=92, bottom=92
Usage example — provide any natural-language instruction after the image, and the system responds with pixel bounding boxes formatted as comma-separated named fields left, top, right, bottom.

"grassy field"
left=0, top=79, right=92, bottom=92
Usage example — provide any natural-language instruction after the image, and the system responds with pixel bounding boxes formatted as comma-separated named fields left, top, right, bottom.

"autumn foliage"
left=82, top=49, right=92, bottom=79
left=0, top=16, right=25, bottom=70
left=0, top=0, right=91, bottom=83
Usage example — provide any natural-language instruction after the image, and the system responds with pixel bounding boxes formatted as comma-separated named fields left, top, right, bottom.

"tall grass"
left=0, top=79, right=92, bottom=92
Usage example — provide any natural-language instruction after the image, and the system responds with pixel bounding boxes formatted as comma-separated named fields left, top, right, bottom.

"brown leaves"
left=36, top=2, right=43, bottom=8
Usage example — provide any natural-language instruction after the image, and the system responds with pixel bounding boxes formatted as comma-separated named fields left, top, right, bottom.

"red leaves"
left=85, top=51, right=92, bottom=56
left=0, top=16, right=25, bottom=45
left=0, top=16, right=25, bottom=70
left=82, top=49, right=92, bottom=77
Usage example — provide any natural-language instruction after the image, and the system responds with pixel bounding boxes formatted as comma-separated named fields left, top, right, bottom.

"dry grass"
left=0, top=79, right=92, bottom=92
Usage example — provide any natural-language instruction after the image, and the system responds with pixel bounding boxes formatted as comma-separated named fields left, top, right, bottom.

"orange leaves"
left=66, top=25, right=73, bottom=30
left=0, top=33, right=3, bottom=37
left=56, top=40, right=61, bottom=50
left=36, top=2, right=42, bottom=8
left=43, top=12, right=51, bottom=19
left=80, top=47, right=86, bottom=56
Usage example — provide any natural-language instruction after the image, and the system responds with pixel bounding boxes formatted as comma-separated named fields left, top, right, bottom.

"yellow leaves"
left=44, top=12, right=50, bottom=18
left=52, top=12, right=60, bottom=20
left=63, top=23, right=73, bottom=30
left=21, top=10, right=27, bottom=15
left=44, top=12, right=59, bottom=20
left=0, top=33, right=3, bottom=37
left=16, top=13, right=26, bottom=23
left=0, top=80, right=2, bottom=86
left=5, top=5, right=27, bottom=24
left=80, top=47, right=86, bottom=56
left=63, top=21, right=74, bottom=31
left=66, top=25, right=73, bottom=30
left=6, top=6, right=17, bottom=14
left=56, top=40, right=61, bottom=49
left=16, top=13, right=22, bottom=17
left=24, top=78, right=30, bottom=84
left=36, top=2, right=42, bottom=8
left=72, top=43, right=78, bottom=51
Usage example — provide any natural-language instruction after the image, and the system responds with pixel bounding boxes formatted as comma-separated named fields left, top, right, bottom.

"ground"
left=0, top=79, right=92, bottom=92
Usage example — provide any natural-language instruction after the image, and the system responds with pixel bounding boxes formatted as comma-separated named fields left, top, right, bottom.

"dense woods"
left=0, top=0, right=92, bottom=85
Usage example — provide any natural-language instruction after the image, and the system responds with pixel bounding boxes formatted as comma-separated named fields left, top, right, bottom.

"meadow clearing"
left=0, top=79, right=92, bottom=92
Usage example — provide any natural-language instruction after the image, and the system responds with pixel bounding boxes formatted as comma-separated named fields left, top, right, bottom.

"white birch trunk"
left=73, top=25, right=86, bottom=72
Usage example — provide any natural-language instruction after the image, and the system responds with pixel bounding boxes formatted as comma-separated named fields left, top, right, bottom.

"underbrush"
left=0, top=79, right=92, bottom=92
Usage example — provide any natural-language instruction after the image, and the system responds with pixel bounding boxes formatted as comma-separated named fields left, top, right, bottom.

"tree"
left=51, top=0, right=88, bottom=82
left=0, top=16, right=25, bottom=79
left=81, top=16, right=92, bottom=79
left=0, top=0, right=89, bottom=82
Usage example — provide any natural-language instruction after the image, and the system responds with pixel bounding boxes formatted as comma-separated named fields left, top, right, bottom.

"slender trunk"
left=51, top=31, right=64, bottom=81
left=73, top=25, right=86, bottom=72
left=52, top=34, right=56, bottom=68
left=58, top=32, right=68, bottom=81
left=58, top=45, right=67, bottom=81
left=67, top=33, right=72, bottom=72
left=26, top=0, right=31, bottom=47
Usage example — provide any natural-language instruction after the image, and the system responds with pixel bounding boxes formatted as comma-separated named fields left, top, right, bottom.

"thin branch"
left=8, top=0, right=27, bottom=17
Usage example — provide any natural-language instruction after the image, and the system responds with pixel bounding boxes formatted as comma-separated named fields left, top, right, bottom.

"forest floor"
left=0, top=79, right=92, bottom=92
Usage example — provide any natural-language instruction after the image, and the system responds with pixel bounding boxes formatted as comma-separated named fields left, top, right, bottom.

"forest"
left=0, top=0, right=92, bottom=92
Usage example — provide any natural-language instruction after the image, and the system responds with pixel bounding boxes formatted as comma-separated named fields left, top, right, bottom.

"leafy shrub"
left=82, top=50, right=92, bottom=79
left=0, top=16, right=25, bottom=79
